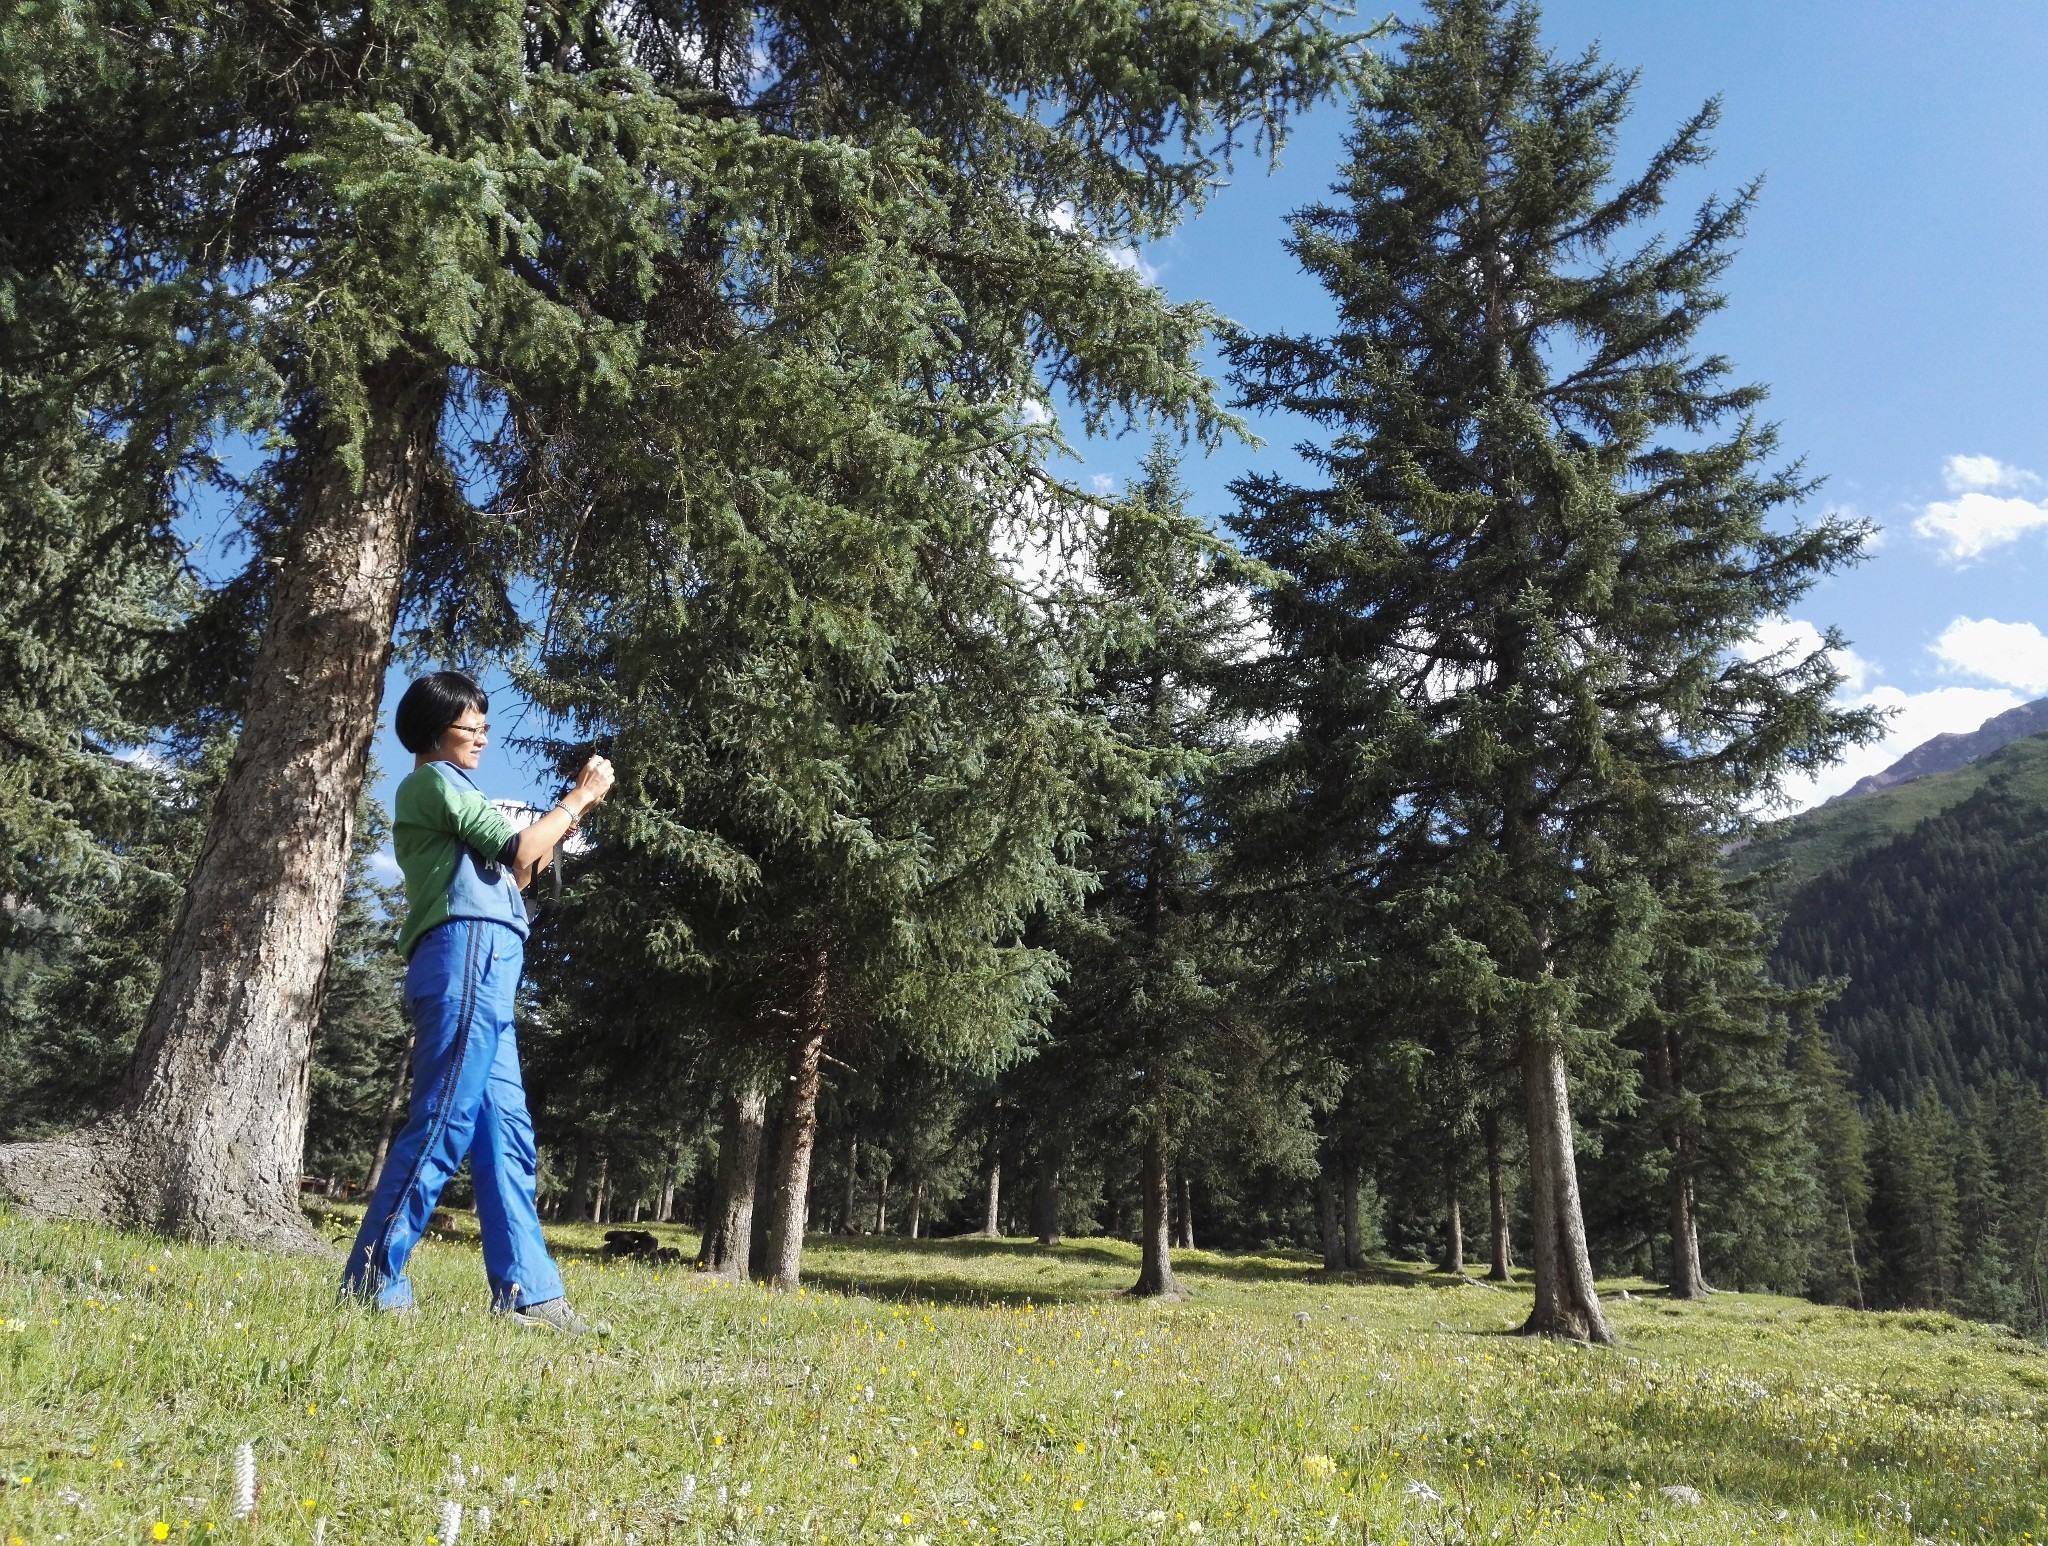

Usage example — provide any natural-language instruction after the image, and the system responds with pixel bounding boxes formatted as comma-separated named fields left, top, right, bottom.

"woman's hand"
left=512, top=754, right=617, bottom=888
left=565, top=755, right=615, bottom=818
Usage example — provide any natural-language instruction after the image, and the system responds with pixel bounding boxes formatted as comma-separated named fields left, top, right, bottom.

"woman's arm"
left=511, top=756, right=614, bottom=891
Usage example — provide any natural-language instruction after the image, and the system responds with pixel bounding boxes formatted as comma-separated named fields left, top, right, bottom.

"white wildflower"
left=1405, top=1479, right=1443, bottom=1505
left=438, top=1498, right=463, bottom=1546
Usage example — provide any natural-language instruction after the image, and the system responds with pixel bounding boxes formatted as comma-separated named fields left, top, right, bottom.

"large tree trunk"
left=1129, top=1087, right=1181, bottom=1299
left=1484, top=1108, right=1514, bottom=1282
left=1341, top=1157, right=1365, bottom=1270
left=1668, top=1166, right=1709, bottom=1300
left=360, top=1027, right=417, bottom=1197
left=1520, top=1039, right=1612, bottom=1343
left=1034, top=1148, right=1062, bottom=1246
left=980, top=1109, right=1003, bottom=1237
left=0, top=363, right=444, bottom=1247
left=1317, top=1162, right=1344, bottom=1270
left=698, top=1084, right=767, bottom=1279
left=1440, top=1165, right=1464, bottom=1276
left=763, top=945, right=829, bottom=1290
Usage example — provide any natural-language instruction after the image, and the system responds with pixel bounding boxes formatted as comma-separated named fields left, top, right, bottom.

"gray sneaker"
left=508, top=1296, right=595, bottom=1335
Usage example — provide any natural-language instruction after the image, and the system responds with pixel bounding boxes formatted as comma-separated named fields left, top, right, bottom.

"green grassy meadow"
left=4, top=1210, right=2047, bottom=1545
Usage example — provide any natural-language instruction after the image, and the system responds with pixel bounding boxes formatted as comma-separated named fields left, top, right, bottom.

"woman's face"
left=435, top=712, right=489, bottom=771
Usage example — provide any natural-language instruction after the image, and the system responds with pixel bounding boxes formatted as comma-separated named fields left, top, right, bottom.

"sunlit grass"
left=4, top=1209, right=2047, bottom=1544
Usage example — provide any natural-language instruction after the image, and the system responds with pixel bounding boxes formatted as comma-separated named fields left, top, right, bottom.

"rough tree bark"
left=1034, top=1149, right=1062, bottom=1246
left=698, top=1084, right=767, bottom=1279
left=360, top=1027, right=417, bottom=1197
left=1129, top=1088, right=1181, bottom=1299
left=1317, top=1163, right=1344, bottom=1270
left=1520, top=1038, right=1612, bottom=1342
left=1659, top=1029, right=1710, bottom=1299
left=1341, top=1156, right=1365, bottom=1270
left=1440, top=1164, right=1464, bottom=1276
left=764, top=944, right=829, bottom=1290
left=0, top=362, right=445, bottom=1247
left=980, top=1107, right=1003, bottom=1237
left=1668, top=1168, right=1709, bottom=1300
left=1484, top=1107, right=1514, bottom=1282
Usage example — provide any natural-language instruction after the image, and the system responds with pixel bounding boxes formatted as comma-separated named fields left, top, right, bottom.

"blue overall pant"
left=342, top=919, right=565, bottom=1311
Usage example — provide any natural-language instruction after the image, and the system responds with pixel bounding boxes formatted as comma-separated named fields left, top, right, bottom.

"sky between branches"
left=358, top=0, right=2048, bottom=843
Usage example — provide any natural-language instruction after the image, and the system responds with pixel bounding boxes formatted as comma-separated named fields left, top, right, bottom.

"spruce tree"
left=1036, top=443, right=1307, bottom=1295
left=0, top=0, right=1363, bottom=1241
left=1226, top=0, right=1868, bottom=1339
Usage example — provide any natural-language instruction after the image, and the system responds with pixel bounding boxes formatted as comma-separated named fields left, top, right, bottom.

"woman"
left=342, top=670, right=614, bottom=1331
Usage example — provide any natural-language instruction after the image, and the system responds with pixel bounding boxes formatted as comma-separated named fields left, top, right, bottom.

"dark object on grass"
left=602, top=1229, right=660, bottom=1259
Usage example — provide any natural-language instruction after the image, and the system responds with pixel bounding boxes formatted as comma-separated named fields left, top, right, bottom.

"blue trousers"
left=342, top=919, right=564, bottom=1312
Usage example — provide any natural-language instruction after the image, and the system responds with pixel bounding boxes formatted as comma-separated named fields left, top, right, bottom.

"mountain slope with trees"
left=1733, top=731, right=2048, bottom=891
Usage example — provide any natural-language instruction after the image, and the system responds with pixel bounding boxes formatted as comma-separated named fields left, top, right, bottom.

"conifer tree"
left=0, top=0, right=1362, bottom=1241
left=1226, top=0, right=1868, bottom=1339
left=1036, top=445, right=1308, bottom=1295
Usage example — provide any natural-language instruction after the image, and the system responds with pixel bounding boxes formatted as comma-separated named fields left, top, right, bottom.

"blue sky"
left=373, top=0, right=2048, bottom=837
left=1064, top=0, right=2048, bottom=809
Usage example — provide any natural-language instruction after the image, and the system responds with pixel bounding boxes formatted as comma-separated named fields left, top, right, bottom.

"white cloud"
left=1914, top=456, right=2048, bottom=560
left=1088, top=473, right=1117, bottom=495
left=1930, top=616, right=2048, bottom=695
left=1944, top=453, right=2039, bottom=494
left=1737, top=616, right=1871, bottom=693
left=371, top=848, right=403, bottom=881
left=1777, top=684, right=2024, bottom=809
left=1914, top=491, right=2048, bottom=560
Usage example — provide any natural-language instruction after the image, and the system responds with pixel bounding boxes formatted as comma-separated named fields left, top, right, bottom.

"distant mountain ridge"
left=1833, top=696, right=2048, bottom=802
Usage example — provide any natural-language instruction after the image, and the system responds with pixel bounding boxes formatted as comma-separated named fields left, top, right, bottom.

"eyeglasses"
left=446, top=720, right=490, bottom=740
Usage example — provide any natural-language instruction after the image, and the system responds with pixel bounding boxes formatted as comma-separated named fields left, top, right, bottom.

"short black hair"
left=394, top=671, right=488, bottom=756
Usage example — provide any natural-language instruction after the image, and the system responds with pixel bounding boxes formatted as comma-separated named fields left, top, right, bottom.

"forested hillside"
left=1732, top=730, right=2048, bottom=891
left=1771, top=743, right=2048, bottom=1104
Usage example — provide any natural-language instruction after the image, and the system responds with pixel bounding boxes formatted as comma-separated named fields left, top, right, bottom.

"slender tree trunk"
left=0, top=362, right=445, bottom=1246
left=589, top=1155, right=609, bottom=1225
left=1130, top=1086, right=1182, bottom=1298
left=698, top=1084, right=767, bottom=1279
left=1842, top=1204, right=1866, bottom=1312
left=1035, top=1148, right=1062, bottom=1246
left=841, top=1132, right=861, bottom=1233
left=1440, top=1166, right=1465, bottom=1276
left=565, top=1136, right=599, bottom=1223
left=1341, top=1157, right=1365, bottom=1270
left=764, top=944, right=829, bottom=1290
left=1177, top=1168, right=1195, bottom=1250
left=1317, top=1163, right=1344, bottom=1270
left=873, top=1166, right=891, bottom=1235
left=981, top=1113, right=1003, bottom=1237
left=1520, top=1038, right=1612, bottom=1343
left=361, top=1027, right=417, bottom=1197
left=909, top=1180, right=924, bottom=1239
left=1484, top=1108, right=1514, bottom=1282
left=656, top=1134, right=683, bottom=1224
left=1668, top=1166, right=1709, bottom=1299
